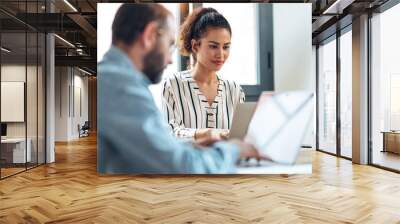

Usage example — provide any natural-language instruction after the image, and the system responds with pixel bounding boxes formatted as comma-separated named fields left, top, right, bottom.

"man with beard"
left=98, top=3, right=260, bottom=174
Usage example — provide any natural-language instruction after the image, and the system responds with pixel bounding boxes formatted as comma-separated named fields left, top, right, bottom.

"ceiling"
left=310, top=0, right=390, bottom=43
left=0, top=0, right=97, bottom=74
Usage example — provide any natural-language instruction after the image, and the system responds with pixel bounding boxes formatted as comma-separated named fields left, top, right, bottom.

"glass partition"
left=0, top=1, right=46, bottom=179
left=1, top=30, right=28, bottom=177
left=371, top=3, right=400, bottom=171
left=317, top=37, right=337, bottom=155
left=339, top=29, right=352, bottom=158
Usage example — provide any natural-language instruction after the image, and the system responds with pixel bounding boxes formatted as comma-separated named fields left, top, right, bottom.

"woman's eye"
left=224, top=46, right=230, bottom=50
left=209, top=45, right=218, bottom=49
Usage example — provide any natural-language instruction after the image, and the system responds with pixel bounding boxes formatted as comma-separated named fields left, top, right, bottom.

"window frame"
left=368, top=0, right=400, bottom=173
left=0, top=1, right=47, bottom=179
left=315, top=24, right=353, bottom=161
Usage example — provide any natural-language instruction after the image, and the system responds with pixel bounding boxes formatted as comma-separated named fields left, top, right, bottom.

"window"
left=390, top=74, right=400, bottom=130
left=0, top=1, right=46, bottom=179
left=371, top=2, right=400, bottom=171
left=202, top=3, right=258, bottom=85
left=340, top=28, right=352, bottom=158
left=317, top=37, right=337, bottom=155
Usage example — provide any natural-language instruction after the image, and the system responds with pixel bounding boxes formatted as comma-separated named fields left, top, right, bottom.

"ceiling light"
left=1, top=47, right=11, bottom=53
left=323, top=0, right=354, bottom=15
left=63, top=0, right=78, bottom=12
left=54, top=34, right=75, bottom=48
left=78, top=67, right=92, bottom=76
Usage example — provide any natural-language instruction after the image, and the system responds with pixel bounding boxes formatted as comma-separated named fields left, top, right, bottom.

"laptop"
left=229, top=102, right=257, bottom=139
left=230, top=91, right=314, bottom=165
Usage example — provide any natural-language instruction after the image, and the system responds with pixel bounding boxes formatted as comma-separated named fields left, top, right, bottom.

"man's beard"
left=143, top=43, right=165, bottom=84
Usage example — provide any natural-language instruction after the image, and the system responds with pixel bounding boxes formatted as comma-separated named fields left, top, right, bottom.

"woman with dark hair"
left=162, top=7, right=245, bottom=141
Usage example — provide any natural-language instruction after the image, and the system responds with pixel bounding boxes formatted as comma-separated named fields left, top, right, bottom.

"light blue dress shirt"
left=97, top=46, right=240, bottom=174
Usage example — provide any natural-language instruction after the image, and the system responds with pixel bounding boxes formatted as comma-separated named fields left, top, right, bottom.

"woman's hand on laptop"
left=193, top=129, right=221, bottom=147
left=194, top=128, right=229, bottom=146
left=219, top=129, right=230, bottom=140
left=194, top=133, right=266, bottom=161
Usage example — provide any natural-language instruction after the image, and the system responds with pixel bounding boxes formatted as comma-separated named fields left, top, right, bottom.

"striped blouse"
left=162, top=70, right=245, bottom=138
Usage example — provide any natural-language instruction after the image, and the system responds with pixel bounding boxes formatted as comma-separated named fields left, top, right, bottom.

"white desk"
left=236, top=151, right=313, bottom=174
left=236, top=163, right=312, bottom=174
left=1, top=138, right=31, bottom=163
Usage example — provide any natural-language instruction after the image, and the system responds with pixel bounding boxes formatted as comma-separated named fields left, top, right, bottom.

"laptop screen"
left=245, top=91, right=314, bottom=164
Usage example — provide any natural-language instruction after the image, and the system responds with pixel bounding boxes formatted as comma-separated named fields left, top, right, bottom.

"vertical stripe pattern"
left=162, top=70, right=245, bottom=139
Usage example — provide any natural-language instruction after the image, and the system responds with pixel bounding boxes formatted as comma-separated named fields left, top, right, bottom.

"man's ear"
left=141, top=21, right=158, bottom=51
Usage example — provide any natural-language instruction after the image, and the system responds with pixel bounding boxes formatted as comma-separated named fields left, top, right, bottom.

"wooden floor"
left=373, top=150, right=400, bottom=171
left=1, top=167, right=26, bottom=178
left=1, top=135, right=400, bottom=223
left=1, top=163, right=45, bottom=178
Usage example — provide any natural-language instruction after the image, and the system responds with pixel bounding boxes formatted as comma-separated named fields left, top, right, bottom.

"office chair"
left=78, top=121, right=90, bottom=138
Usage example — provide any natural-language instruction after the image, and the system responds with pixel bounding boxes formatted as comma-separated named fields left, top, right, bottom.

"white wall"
left=272, top=4, right=314, bottom=147
left=1, top=64, right=46, bottom=163
left=1, top=66, right=26, bottom=141
left=272, top=3, right=313, bottom=92
left=72, top=73, right=89, bottom=138
left=1, top=65, right=38, bottom=137
left=1, top=65, right=26, bottom=81
left=55, top=67, right=89, bottom=141
left=55, top=67, right=68, bottom=141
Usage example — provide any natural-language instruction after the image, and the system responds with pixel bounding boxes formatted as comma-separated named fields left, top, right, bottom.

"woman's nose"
left=216, top=47, right=224, bottom=58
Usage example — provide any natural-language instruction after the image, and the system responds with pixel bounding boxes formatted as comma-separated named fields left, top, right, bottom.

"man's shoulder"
left=98, top=60, right=132, bottom=76
left=98, top=47, right=137, bottom=78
